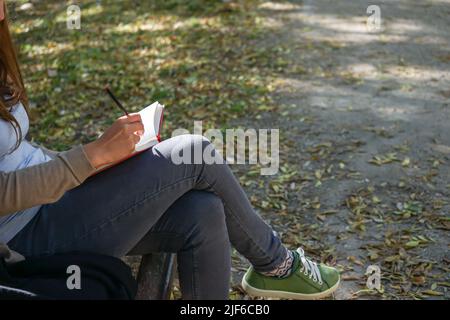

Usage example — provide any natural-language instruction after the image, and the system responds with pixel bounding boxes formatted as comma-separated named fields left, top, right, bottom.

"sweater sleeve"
left=0, top=145, right=96, bottom=216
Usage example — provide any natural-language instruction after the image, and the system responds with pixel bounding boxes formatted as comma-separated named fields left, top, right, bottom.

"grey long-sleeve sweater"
left=0, top=145, right=96, bottom=216
left=0, top=102, right=96, bottom=244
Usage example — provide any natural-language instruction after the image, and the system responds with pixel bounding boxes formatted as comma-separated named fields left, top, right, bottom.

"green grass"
left=10, top=0, right=280, bottom=150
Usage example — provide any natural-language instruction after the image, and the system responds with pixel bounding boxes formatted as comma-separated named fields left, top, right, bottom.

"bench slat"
left=135, top=253, right=176, bottom=300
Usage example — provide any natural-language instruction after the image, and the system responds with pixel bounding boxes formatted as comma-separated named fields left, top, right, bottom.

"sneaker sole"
left=241, top=274, right=340, bottom=300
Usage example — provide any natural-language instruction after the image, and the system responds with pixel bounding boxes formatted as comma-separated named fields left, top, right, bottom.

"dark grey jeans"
left=8, top=134, right=287, bottom=299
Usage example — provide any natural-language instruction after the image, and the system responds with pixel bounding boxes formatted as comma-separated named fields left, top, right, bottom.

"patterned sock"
left=260, top=250, right=294, bottom=278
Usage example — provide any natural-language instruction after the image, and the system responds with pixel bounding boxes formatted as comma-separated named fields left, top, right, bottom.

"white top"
left=0, top=102, right=52, bottom=243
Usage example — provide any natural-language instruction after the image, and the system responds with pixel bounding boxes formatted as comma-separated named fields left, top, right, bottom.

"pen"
left=104, top=86, right=129, bottom=116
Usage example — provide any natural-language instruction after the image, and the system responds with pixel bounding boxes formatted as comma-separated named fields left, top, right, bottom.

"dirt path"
left=231, top=0, right=449, bottom=299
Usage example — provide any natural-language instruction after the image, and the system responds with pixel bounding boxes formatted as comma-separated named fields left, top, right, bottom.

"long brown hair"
left=0, top=0, right=29, bottom=151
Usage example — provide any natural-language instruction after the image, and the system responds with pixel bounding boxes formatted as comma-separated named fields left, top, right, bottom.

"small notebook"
left=92, top=101, right=164, bottom=174
left=135, top=101, right=164, bottom=152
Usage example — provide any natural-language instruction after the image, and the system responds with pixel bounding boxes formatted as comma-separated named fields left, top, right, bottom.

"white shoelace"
left=297, top=248, right=323, bottom=285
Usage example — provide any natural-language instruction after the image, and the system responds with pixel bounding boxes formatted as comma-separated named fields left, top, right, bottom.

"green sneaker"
left=241, top=248, right=340, bottom=300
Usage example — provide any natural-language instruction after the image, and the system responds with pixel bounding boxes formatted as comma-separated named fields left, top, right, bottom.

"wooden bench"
left=135, top=252, right=176, bottom=300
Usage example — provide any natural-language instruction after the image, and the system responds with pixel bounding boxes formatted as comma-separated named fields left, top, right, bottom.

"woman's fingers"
left=133, top=134, right=141, bottom=144
left=119, top=113, right=142, bottom=123
left=125, top=121, right=145, bottom=134
left=117, top=113, right=144, bottom=135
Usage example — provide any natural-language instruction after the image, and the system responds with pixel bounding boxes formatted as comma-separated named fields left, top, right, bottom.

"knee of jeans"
left=188, top=134, right=211, bottom=153
left=171, top=134, right=221, bottom=165
left=173, top=134, right=210, bottom=147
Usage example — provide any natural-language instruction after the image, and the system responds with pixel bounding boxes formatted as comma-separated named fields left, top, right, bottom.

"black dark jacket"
left=0, top=252, right=137, bottom=300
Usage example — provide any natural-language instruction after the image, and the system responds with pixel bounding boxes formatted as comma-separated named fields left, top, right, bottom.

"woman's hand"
left=83, top=114, right=144, bottom=169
